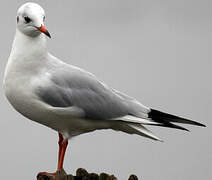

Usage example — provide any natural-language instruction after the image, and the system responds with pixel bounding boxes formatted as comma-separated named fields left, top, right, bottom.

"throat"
left=11, top=29, right=48, bottom=57
left=5, top=29, right=48, bottom=80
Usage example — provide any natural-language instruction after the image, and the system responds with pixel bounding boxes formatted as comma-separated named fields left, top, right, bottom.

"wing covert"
left=35, top=65, right=129, bottom=120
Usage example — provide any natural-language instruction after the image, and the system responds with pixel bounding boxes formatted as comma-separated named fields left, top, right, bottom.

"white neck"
left=11, top=28, right=48, bottom=57
left=4, top=29, right=49, bottom=83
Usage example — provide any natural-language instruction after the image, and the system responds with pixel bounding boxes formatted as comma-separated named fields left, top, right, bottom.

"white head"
left=16, top=2, right=51, bottom=38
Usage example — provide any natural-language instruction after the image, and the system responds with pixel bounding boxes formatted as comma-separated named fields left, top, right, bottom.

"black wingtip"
left=195, top=122, right=206, bottom=127
left=149, top=109, right=206, bottom=128
left=167, top=123, right=190, bottom=132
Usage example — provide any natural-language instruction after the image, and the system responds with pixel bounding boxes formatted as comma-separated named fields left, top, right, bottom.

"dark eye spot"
left=17, top=16, right=19, bottom=23
left=43, top=16, right=45, bottom=21
left=24, top=16, right=31, bottom=23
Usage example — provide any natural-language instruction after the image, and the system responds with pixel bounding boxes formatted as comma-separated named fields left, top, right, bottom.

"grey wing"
left=34, top=64, right=165, bottom=141
left=35, top=65, right=135, bottom=120
left=34, top=63, right=204, bottom=141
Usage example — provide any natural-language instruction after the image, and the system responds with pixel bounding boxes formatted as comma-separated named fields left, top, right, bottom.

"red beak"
left=37, top=25, right=51, bottom=38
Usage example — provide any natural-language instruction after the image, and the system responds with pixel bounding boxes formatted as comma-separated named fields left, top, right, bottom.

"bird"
left=3, top=2, right=205, bottom=176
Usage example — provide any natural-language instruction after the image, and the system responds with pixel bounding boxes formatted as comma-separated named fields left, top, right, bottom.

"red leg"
left=58, top=139, right=68, bottom=170
left=37, top=132, right=67, bottom=177
left=58, top=132, right=64, bottom=169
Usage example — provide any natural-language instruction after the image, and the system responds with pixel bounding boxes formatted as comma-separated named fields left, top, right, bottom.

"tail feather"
left=148, top=109, right=206, bottom=130
left=112, top=121, right=162, bottom=141
left=127, top=123, right=163, bottom=141
left=112, top=108, right=205, bottom=140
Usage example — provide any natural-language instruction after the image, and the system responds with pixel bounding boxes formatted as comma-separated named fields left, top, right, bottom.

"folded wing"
left=34, top=63, right=205, bottom=141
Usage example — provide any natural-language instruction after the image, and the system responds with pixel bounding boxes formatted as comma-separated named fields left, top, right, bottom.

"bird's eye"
left=43, top=16, right=45, bottom=21
left=24, top=16, right=31, bottom=23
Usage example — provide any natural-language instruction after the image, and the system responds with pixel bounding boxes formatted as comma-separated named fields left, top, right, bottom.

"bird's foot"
left=37, top=169, right=66, bottom=180
left=37, top=171, right=56, bottom=180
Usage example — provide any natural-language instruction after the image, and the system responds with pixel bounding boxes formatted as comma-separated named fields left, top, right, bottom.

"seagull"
left=3, top=2, right=205, bottom=176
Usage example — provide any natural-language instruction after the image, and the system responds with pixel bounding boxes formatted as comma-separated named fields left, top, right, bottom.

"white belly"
left=4, top=77, right=111, bottom=138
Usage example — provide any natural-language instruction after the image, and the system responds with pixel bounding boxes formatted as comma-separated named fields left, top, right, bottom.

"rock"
left=36, top=168, right=137, bottom=180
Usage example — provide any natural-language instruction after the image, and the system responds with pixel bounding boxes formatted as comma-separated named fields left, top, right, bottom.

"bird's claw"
left=37, top=171, right=56, bottom=180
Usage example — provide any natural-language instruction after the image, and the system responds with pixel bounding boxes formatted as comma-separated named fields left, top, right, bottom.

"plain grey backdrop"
left=0, top=0, right=211, bottom=179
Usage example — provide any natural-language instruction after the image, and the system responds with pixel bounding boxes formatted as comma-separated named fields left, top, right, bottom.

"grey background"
left=0, top=0, right=211, bottom=179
